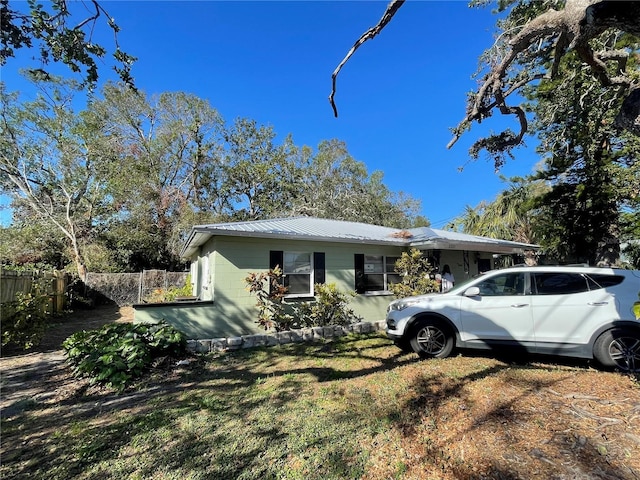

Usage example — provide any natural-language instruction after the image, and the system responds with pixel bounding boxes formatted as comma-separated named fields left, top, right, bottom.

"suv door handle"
left=588, top=302, right=608, bottom=306
left=511, top=304, right=528, bottom=308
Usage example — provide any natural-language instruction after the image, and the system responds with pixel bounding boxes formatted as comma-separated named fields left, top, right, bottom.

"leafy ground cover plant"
left=62, top=322, right=187, bottom=391
left=2, top=331, right=639, bottom=480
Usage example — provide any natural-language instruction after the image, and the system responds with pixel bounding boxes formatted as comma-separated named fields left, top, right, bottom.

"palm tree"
left=454, top=178, right=546, bottom=265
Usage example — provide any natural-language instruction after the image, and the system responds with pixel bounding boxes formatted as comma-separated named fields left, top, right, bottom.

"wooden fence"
left=0, top=268, right=68, bottom=314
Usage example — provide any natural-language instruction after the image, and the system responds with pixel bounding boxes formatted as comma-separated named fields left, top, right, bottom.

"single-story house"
left=134, top=217, right=538, bottom=338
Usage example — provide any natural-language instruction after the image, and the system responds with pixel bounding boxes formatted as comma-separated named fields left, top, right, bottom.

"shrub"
left=245, top=270, right=361, bottom=331
left=1, top=279, right=51, bottom=349
left=296, top=283, right=362, bottom=327
left=62, top=322, right=187, bottom=391
left=143, top=274, right=193, bottom=303
left=389, top=248, right=440, bottom=298
left=245, top=267, right=296, bottom=331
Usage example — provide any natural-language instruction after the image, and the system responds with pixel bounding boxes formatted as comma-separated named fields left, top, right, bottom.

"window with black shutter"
left=270, top=250, right=325, bottom=297
left=355, top=253, right=400, bottom=293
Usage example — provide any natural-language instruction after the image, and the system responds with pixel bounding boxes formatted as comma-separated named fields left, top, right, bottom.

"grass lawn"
left=2, top=332, right=640, bottom=480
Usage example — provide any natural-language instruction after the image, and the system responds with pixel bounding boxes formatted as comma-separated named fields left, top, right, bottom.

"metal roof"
left=180, top=216, right=539, bottom=258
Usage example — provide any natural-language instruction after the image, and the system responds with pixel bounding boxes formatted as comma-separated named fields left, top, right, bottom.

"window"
left=476, top=272, right=525, bottom=296
left=533, top=273, right=589, bottom=295
left=270, top=251, right=325, bottom=297
left=355, top=254, right=401, bottom=293
left=283, top=252, right=312, bottom=295
left=586, top=274, right=625, bottom=290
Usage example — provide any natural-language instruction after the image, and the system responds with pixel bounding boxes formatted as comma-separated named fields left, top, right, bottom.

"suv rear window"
left=585, top=274, right=625, bottom=289
left=532, top=272, right=589, bottom=295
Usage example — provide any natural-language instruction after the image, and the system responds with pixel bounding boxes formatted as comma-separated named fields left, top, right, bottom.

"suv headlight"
left=388, top=298, right=421, bottom=312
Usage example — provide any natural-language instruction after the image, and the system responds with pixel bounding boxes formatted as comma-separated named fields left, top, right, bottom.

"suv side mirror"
left=464, top=286, right=480, bottom=297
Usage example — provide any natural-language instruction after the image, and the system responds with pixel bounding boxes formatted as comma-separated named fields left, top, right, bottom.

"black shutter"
left=354, top=254, right=366, bottom=294
left=313, top=252, right=325, bottom=291
left=270, top=250, right=283, bottom=270
left=269, top=250, right=284, bottom=294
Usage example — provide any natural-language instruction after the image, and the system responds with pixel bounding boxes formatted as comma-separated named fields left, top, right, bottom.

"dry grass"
left=1, top=306, right=639, bottom=479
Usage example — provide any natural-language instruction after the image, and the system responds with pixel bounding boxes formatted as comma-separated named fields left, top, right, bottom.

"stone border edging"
left=186, top=320, right=387, bottom=353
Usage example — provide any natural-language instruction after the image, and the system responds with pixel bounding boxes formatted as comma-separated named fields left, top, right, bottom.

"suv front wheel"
left=593, top=328, right=640, bottom=373
left=409, top=320, right=454, bottom=359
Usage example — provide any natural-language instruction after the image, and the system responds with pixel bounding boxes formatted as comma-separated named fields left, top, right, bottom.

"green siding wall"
left=135, top=236, right=496, bottom=339
left=211, top=237, right=402, bottom=326
left=135, top=237, right=405, bottom=338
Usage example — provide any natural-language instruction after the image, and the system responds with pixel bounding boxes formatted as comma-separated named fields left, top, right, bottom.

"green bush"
left=62, top=322, right=187, bottom=391
left=296, top=283, right=362, bottom=327
left=245, top=267, right=296, bottom=331
left=246, top=269, right=361, bottom=331
left=389, top=248, right=440, bottom=298
left=143, top=274, right=193, bottom=303
left=1, top=280, right=51, bottom=349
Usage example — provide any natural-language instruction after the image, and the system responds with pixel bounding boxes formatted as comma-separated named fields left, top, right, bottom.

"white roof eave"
left=410, top=238, right=538, bottom=254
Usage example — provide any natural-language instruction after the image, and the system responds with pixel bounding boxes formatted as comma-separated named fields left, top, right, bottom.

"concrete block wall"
left=186, top=320, right=387, bottom=353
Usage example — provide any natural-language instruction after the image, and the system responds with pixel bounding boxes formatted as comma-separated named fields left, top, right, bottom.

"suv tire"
left=593, top=328, right=640, bottom=372
left=393, top=338, right=413, bottom=353
left=409, top=319, right=454, bottom=359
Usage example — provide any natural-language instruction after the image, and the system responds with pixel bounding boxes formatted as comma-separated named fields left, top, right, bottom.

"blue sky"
left=2, top=0, right=540, bottom=228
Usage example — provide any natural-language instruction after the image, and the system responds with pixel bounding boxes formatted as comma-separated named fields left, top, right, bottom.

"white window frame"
left=363, top=254, right=401, bottom=293
left=282, top=251, right=314, bottom=297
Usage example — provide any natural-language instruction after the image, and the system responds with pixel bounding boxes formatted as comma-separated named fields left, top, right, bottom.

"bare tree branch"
left=329, top=0, right=405, bottom=117
left=447, top=0, right=640, bottom=163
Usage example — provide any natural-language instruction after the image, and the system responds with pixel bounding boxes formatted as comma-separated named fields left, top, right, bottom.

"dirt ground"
left=0, top=304, right=133, bottom=417
left=1, top=306, right=640, bottom=479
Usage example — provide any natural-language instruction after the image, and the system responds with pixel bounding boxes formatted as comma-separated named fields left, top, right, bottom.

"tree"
left=220, top=118, right=299, bottom=221
left=218, top=133, right=426, bottom=227
left=451, top=0, right=640, bottom=165
left=456, top=178, right=541, bottom=243
left=332, top=0, right=638, bottom=267
left=91, top=84, right=225, bottom=268
left=525, top=42, right=640, bottom=265
left=2, top=76, right=427, bottom=272
left=290, top=139, right=424, bottom=227
left=1, top=0, right=135, bottom=89
left=330, top=0, right=640, bottom=167
left=0, top=77, right=117, bottom=279
left=455, top=177, right=544, bottom=265
left=0, top=221, right=67, bottom=268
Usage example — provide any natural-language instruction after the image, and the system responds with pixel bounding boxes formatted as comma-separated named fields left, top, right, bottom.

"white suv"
left=386, top=266, right=640, bottom=372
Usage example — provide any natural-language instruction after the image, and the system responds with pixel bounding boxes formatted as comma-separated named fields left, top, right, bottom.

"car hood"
left=389, top=291, right=458, bottom=308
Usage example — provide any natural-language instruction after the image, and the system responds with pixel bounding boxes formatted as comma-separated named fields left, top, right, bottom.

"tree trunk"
left=70, top=237, right=88, bottom=281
